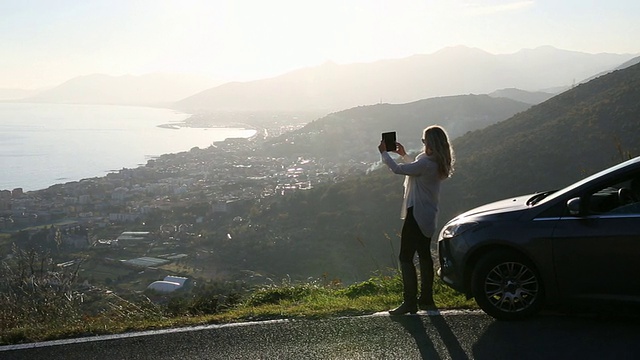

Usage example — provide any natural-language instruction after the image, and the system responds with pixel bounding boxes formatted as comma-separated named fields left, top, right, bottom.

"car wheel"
left=471, top=250, right=544, bottom=320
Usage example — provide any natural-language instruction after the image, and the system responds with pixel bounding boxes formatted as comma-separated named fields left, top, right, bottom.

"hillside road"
left=2, top=309, right=640, bottom=359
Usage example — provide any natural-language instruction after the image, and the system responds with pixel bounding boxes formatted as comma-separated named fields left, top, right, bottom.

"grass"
left=0, top=272, right=477, bottom=346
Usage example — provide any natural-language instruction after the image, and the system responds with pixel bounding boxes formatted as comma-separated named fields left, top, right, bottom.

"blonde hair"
left=423, top=125, right=455, bottom=179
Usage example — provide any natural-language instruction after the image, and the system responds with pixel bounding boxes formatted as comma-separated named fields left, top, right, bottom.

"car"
left=437, top=156, right=640, bottom=320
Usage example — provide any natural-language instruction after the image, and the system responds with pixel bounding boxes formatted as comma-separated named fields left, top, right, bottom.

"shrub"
left=339, top=272, right=402, bottom=298
left=246, top=279, right=322, bottom=306
left=0, top=247, right=85, bottom=333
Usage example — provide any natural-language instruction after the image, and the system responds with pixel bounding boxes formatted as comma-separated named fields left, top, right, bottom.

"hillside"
left=174, top=46, right=635, bottom=112
left=220, top=62, right=640, bottom=283
left=443, top=62, right=640, bottom=218
left=260, top=94, right=531, bottom=165
left=616, top=55, right=640, bottom=70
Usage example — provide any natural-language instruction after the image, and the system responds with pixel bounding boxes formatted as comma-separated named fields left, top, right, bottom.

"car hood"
left=451, top=194, right=534, bottom=221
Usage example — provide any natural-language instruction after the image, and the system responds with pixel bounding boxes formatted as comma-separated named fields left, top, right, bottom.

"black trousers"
left=398, top=207, right=434, bottom=302
left=399, top=207, right=431, bottom=263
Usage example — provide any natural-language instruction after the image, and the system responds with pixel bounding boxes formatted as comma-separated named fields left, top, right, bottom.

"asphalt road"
left=2, top=309, right=640, bottom=359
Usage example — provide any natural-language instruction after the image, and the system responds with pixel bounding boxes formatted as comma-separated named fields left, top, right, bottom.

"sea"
left=0, top=103, right=256, bottom=192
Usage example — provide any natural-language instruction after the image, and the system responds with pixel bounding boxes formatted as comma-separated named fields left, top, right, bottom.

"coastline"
left=0, top=104, right=257, bottom=192
left=170, top=113, right=264, bottom=144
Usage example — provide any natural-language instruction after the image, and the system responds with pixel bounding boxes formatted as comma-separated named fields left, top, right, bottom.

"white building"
left=146, top=276, right=190, bottom=293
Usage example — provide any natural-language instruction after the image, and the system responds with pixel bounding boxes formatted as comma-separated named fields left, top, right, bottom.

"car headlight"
left=441, top=221, right=479, bottom=239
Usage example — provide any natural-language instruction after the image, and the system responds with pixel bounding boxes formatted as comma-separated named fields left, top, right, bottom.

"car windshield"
left=533, top=157, right=640, bottom=206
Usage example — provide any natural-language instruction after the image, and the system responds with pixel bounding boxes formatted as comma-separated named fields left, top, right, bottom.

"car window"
left=585, top=175, right=640, bottom=215
left=537, top=158, right=640, bottom=206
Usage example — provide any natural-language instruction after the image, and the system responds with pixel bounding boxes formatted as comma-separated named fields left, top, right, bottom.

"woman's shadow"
left=390, top=311, right=469, bottom=360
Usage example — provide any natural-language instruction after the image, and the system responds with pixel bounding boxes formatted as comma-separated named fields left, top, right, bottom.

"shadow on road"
left=390, top=306, right=640, bottom=360
left=472, top=305, right=640, bottom=359
left=390, top=311, right=469, bottom=360
left=472, top=312, right=640, bottom=359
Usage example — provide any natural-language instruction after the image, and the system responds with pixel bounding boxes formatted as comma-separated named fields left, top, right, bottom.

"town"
left=1, top=120, right=370, bottom=231
left=0, top=115, right=375, bottom=291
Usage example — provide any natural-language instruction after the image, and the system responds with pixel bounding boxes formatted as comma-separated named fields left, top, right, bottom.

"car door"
left=551, top=180, right=640, bottom=301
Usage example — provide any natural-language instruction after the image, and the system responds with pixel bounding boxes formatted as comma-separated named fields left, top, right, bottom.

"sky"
left=1, top=0, right=639, bottom=89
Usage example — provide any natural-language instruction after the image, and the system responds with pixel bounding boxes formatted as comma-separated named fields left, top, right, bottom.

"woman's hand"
left=378, top=140, right=387, bottom=153
left=380, top=141, right=405, bottom=154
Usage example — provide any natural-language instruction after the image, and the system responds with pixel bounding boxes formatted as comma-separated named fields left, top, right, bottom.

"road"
left=2, top=309, right=640, bottom=359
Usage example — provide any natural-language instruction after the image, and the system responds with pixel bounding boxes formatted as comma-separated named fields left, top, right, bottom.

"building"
left=146, top=276, right=190, bottom=293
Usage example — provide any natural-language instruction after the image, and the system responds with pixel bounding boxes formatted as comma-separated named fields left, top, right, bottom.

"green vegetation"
left=0, top=251, right=475, bottom=346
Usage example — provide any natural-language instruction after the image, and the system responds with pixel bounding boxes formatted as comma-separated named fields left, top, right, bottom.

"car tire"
left=471, top=250, right=544, bottom=321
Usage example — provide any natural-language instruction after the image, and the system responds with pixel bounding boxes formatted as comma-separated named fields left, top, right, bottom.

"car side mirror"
left=567, top=197, right=581, bottom=216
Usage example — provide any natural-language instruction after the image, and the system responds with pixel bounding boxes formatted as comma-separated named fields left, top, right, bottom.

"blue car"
left=437, top=156, right=640, bottom=320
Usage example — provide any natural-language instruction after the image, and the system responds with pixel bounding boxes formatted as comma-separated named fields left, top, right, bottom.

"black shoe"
left=389, top=302, right=418, bottom=315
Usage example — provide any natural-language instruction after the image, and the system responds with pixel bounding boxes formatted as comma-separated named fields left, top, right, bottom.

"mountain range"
left=6, top=46, right=637, bottom=112
left=174, top=45, right=636, bottom=112
left=12, top=73, right=219, bottom=106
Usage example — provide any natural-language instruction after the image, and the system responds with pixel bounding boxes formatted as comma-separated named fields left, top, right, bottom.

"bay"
left=0, top=103, right=256, bottom=192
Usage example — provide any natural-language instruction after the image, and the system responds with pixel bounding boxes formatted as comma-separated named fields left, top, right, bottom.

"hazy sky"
left=2, top=0, right=639, bottom=89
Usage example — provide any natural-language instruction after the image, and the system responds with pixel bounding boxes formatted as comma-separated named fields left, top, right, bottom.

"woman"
left=378, top=125, right=455, bottom=315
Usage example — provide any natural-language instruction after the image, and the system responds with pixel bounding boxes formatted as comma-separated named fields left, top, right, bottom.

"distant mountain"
left=21, top=73, right=220, bottom=106
left=615, top=55, right=640, bottom=70
left=222, top=62, right=640, bottom=282
left=579, top=55, right=640, bottom=84
left=488, top=88, right=556, bottom=105
left=174, top=46, right=636, bottom=113
left=0, top=88, right=41, bottom=101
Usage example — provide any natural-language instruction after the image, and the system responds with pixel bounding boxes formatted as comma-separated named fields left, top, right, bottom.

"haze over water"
left=0, top=103, right=256, bottom=192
